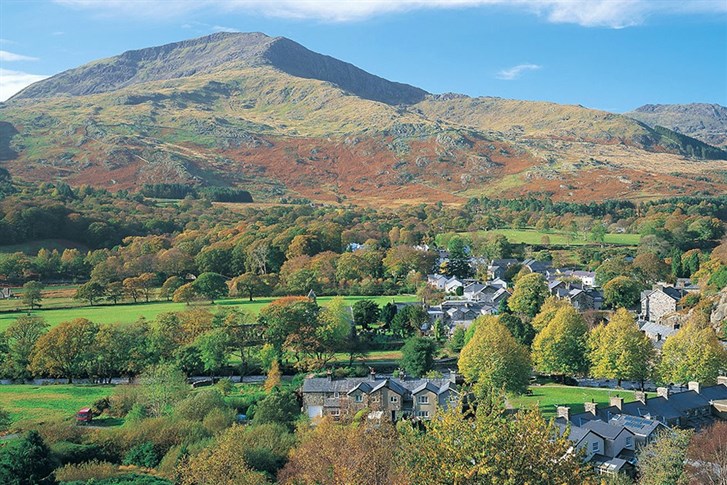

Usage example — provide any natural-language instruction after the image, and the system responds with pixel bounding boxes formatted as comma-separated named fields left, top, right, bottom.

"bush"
left=174, top=390, right=226, bottom=422
left=64, top=473, right=173, bottom=485
left=109, top=385, right=142, bottom=417
left=123, top=442, right=159, bottom=468
left=51, top=441, right=112, bottom=466
left=202, top=407, right=236, bottom=435
left=253, top=390, right=300, bottom=429
left=92, top=396, right=111, bottom=416
left=37, top=419, right=85, bottom=445
left=55, top=460, right=119, bottom=483
left=125, top=403, right=147, bottom=424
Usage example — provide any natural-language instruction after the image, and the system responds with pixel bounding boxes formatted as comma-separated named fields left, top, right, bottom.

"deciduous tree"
left=508, top=272, right=549, bottom=319
left=21, top=280, right=43, bottom=310
left=658, top=323, right=727, bottom=385
left=30, top=318, right=99, bottom=383
left=458, top=316, right=531, bottom=394
left=531, top=305, right=589, bottom=379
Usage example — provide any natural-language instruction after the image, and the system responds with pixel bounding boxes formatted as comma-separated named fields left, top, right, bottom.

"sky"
left=0, top=0, right=726, bottom=111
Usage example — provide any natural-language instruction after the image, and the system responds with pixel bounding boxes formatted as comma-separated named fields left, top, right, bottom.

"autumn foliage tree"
left=30, top=318, right=99, bottom=383
left=458, top=316, right=532, bottom=394
left=589, top=308, right=654, bottom=387
left=532, top=305, right=589, bottom=379
left=658, top=323, right=727, bottom=385
left=508, top=273, right=549, bottom=319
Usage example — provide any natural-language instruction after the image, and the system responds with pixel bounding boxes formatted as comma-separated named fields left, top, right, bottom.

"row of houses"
left=555, top=378, right=727, bottom=475
left=301, top=371, right=460, bottom=422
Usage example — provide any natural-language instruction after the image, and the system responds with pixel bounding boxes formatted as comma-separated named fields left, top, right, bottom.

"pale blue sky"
left=1, top=0, right=725, bottom=111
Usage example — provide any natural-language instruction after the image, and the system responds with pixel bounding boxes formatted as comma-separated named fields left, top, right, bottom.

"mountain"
left=625, top=103, right=727, bottom=148
left=2, top=32, right=726, bottom=205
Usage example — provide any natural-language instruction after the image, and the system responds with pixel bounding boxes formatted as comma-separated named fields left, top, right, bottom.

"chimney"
left=609, top=396, right=624, bottom=410
left=369, top=367, right=376, bottom=381
left=326, top=369, right=332, bottom=381
left=584, top=400, right=598, bottom=414
left=556, top=406, right=571, bottom=421
left=449, top=371, right=457, bottom=384
left=688, top=381, right=701, bottom=394
left=657, top=387, right=670, bottom=399
left=634, top=391, right=648, bottom=404
left=718, top=376, right=727, bottom=386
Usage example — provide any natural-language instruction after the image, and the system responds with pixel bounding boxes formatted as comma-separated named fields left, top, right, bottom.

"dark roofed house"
left=302, top=371, right=459, bottom=422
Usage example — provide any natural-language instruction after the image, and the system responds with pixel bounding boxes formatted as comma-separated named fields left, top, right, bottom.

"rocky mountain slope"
left=1, top=32, right=726, bottom=205
left=626, top=103, right=727, bottom=148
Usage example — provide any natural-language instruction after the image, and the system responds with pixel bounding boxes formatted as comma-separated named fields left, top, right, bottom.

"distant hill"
left=626, top=103, right=727, bottom=148
left=2, top=32, right=726, bottom=205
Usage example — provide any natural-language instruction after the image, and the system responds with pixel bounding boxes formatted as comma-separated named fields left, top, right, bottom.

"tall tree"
left=445, top=236, right=472, bottom=279
left=637, top=429, right=692, bottom=485
left=21, top=281, right=43, bottom=310
left=658, top=323, right=727, bottom=385
left=138, top=363, right=190, bottom=417
left=3, top=315, right=49, bottom=379
left=508, top=273, right=549, bottom=319
left=30, top=318, right=99, bottom=383
left=589, top=309, right=654, bottom=387
left=458, top=316, right=531, bottom=394
left=400, top=336, right=437, bottom=377
left=531, top=305, right=589, bottom=379
left=233, top=272, right=269, bottom=302
left=603, top=276, right=643, bottom=309
left=193, top=272, right=228, bottom=303
left=74, top=280, right=106, bottom=306
left=352, top=299, right=380, bottom=330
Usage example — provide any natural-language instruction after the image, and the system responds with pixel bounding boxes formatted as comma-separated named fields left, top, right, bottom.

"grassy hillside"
left=2, top=33, right=726, bottom=205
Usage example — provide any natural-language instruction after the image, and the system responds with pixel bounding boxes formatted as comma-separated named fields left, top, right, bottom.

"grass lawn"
left=0, top=384, right=114, bottom=428
left=331, top=349, right=403, bottom=365
left=468, top=228, right=640, bottom=247
left=509, top=384, right=648, bottom=418
left=0, top=294, right=418, bottom=331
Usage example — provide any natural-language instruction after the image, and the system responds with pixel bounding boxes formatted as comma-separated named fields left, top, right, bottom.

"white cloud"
left=211, top=25, right=239, bottom=33
left=496, top=63, right=541, bottom=80
left=53, top=0, right=727, bottom=28
left=0, top=50, right=38, bottom=62
left=0, top=69, right=49, bottom=101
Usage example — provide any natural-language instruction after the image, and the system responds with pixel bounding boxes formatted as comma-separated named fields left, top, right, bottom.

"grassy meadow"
left=0, top=384, right=114, bottom=428
left=509, top=384, right=647, bottom=418
left=0, top=292, right=418, bottom=331
left=469, top=228, right=640, bottom=246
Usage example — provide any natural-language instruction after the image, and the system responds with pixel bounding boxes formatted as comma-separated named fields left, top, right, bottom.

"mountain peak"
left=9, top=31, right=427, bottom=105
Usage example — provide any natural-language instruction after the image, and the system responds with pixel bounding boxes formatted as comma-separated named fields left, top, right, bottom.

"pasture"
left=0, top=293, right=418, bottom=331
left=0, top=384, right=114, bottom=428
left=469, top=228, right=640, bottom=246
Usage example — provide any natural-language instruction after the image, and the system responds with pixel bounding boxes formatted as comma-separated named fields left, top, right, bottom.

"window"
left=592, top=442, right=599, bottom=452
left=354, top=394, right=363, bottom=403
left=390, top=395, right=399, bottom=403
left=371, top=395, right=380, bottom=403
left=331, top=409, right=340, bottom=416
left=333, top=392, right=340, bottom=398
left=417, top=411, right=430, bottom=418
left=418, top=395, right=429, bottom=404
left=625, top=437, right=633, bottom=447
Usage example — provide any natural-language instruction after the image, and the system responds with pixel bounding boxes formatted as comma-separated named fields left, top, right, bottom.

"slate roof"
left=664, top=390, right=711, bottom=413
left=302, top=376, right=457, bottom=398
left=699, top=383, right=727, bottom=401
left=582, top=420, right=633, bottom=440
left=609, top=414, right=665, bottom=437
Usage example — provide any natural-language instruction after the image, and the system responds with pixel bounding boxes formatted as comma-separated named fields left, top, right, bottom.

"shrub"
left=202, top=407, right=236, bottom=435
left=92, top=396, right=111, bottom=416
left=123, top=442, right=159, bottom=468
left=125, top=403, right=147, bottom=424
left=37, top=419, right=85, bottom=445
left=174, top=390, right=226, bottom=422
left=51, top=441, right=112, bottom=466
left=109, top=385, right=142, bottom=417
left=55, top=460, right=120, bottom=482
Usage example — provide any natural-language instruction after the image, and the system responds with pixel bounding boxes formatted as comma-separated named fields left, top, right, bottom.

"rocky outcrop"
left=710, top=288, right=727, bottom=329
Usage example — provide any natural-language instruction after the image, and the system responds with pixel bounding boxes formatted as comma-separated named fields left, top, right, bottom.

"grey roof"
left=609, top=414, right=666, bottom=437
left=582, top=420, right=633, bottom=440
left=464, top=283, right=486, bottom=293
left=411, top=381, right=440, bottom=395
left=665, top=390, right=710, bottom=413
left=661, top=286, right=683, bottom=300
left=555, top=422, right=592, bottom=444
left=303, top=375, right=456, bottom=398
left=620, top=397, right=682, bottom=422
left=700, top=384, right=727, bottom=401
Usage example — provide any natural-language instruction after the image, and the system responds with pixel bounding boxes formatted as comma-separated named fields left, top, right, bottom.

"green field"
left=509, top=384, right=647, bottom=418
left=469, top=229, right=640, bottom=246
left=0, top=384, right=114, bottom=427
left=0, top=294, right=418, bottom=331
